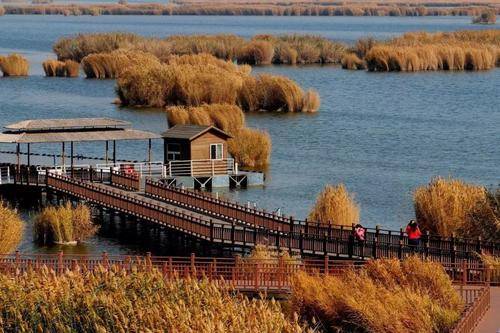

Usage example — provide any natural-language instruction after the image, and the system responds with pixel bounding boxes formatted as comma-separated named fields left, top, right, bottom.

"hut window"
left=167, top=143, right=181, bottom=161
left=210, top=144, right=223, bottom=160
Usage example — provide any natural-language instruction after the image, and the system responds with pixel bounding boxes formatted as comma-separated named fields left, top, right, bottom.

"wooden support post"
left=210, top=220, right=214, bottom=242
left=105, top=141, right=109, bottom=165
left=324, top=255, right=329, bottom=275
left=27, top=143, right=30, bottom=169
left=61, top=142, right=65, bottom=173
left=372, top=225, right=379, bottom=259
left=299, top=230, right=304, bottom=256
left=70, top=141, right=74, bottom=178
left=148, top=139, right=152, bottom=175
left=113, top=140, right=116, bottom=164
left=276, top=227, right=281, bottom=251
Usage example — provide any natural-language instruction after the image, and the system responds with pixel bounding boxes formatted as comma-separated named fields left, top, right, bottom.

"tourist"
left=406, top=219, right=422, bottom=247
left=354, top=224, right=366, bottom=242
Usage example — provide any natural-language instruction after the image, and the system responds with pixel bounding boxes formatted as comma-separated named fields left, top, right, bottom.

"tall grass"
left=42, top=59, right=79, bottom=77
left=0, top=267, right=306, bottom=332
left=117, top=53, right=319, bottom=112
left=34, top=202, right=97, bottom=245
left=3, top=2, right=498, bottom=17
left=167, top=104, right=245, bottom=134
left=308, top=184, right=360, bottom=226
left=414, top=177, right=499, bottom=241
left=0, top=201, right=23, bottom=254
left=0, top=53, right=29, bottom=76
left=52, top=32, right=346, bottom=65
left=341, top=53, right=366, bottom=70
left=365, top=30, right=500, bottom=71
left=291, top=257, right=463, bottom=333
left=228, top=127, right=272, bottom=168
left=81, top=49, right=159, bottom=78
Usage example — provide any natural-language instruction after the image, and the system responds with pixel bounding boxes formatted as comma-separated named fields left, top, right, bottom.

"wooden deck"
left=43, top=172, right=499, bottom=262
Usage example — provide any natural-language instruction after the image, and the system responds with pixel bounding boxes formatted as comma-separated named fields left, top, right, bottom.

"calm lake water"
left=0, top=15, right=498, bottom=254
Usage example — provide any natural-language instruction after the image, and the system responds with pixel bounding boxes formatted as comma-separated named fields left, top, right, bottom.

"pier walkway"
left=40, top=170, right=499, bottom=262
left=474, top=287, right=500, bottom=333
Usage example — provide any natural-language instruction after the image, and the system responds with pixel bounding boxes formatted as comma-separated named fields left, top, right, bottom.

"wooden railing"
left=452, top=286, right=491, bottom=333
left=145, top=179, right=499, bottom=259
left=0, top=252, right=496, bottom=291
left=111, top=170, right=140, bottom=191
left=46, top=174, right=497, bottom=264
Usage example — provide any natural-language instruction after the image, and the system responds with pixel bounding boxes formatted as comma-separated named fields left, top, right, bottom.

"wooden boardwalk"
left=43, top=172, right=499, bottom=262
left=473, top=287, right=500, bottom=333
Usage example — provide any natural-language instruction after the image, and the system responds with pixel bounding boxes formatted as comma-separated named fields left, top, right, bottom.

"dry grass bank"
left=291, top=257, right=463, bottom=333
left=42, top=59, right=79, bottom=77
left=53, top=32, right=346, bottom=65
left=414, top=177, right=500, bottom=241
left=117, top=53, right=320, bottom=112
left=0, top=53, right=29, bottom=76
left=308, top=184, right=360, bottom=226
left=0, top=201, right=23, bottom=254
left=364, top=30, right=500, bottom=71
left=0, top=268, right=305, bottom=332
left=34, top=202, right=98, bottom=245
left=3, top=2, right=499, bottom=17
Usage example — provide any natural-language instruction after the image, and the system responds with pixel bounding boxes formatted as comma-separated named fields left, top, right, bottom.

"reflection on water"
left=0, top=15, right=498, bottom=254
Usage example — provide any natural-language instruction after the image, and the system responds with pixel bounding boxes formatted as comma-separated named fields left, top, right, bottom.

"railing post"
left=276, top=227, right=281, bottom=251
left=190, top=253, right=196, bottom=277
left=323, top=231, right=328, bottom=256
left=231, top=221, right=235, bottom=244
left=324, top=255, right=329, bottom=275
left=451, top=233, right=456, bottom=264
left=58, top=251, right=63, bottom=274
left=424, top=231, right=430, bottom=259
left=15, top=250, right=20, bottom=270
left=372, top=225, right=379, bottom=259
left=299, top=230, right=304, bottom=256
left=476, top=236, right=482, bottom=254
left=210, top=220, right=214, bottom=242
left=146, top=252, right=152, bottom=271
left=348, top=232, right=354, bottom=259
left=254, top=261, right=260, bottom=292
left=253, top=226, right=257, bottom=245
left=102, top=251, right=109, bottom=269
left=461, top=260, right=467, bottom=286
left=289, top=216, right=294, bottom=234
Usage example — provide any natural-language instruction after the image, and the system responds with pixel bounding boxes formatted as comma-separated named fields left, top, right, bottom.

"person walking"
left=406, top=219, right=422, bottom=248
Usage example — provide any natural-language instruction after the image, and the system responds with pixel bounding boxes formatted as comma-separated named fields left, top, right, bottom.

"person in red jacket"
left=406, top=219, right=422, bottom=247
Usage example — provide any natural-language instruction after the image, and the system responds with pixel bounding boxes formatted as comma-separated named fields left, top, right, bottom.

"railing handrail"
left=452, top=286, right=491, bottom=333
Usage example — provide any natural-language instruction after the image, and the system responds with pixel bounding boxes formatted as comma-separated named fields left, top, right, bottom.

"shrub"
left=0, top=53, right=29, bottom=76
left=0, top=201, right=23, bottom=254
left=301, top=89, right=320, bottom=113
left=308, top=184, right=360, bottom=226
left=291, top=257, right=463, bottom=333
left=0, top=268, right=306, bottom=332
left=0, top=6, right=5, bottom=16
left=34, top=202, right=97, bottom=245
left=414, top=177, right=499, bottom=241
left=42, top=59, right=79, bottom=77
left=341, top=53, right=366, bottom=70
left=228, top=127, right=271, bottom=168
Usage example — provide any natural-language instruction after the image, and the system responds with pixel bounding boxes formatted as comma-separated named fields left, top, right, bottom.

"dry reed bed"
left=0, top=53, right=29, bottom=76
left=291, top=257, right=464, bottom=332
left=116, top=53, right=320, bottom=113
left=0, top=267, right=306, bottom=332
left=308, top=184, right=360, bottom=226
left=414, top=177, right=500, bottom=242
left=0, top=201, right=23, bottom=254
left=361, top=30, right=500, bottom=71
left=42, top=59, right=79, bottom=77
left=472, top=9, right=497, bottom=23
left=54, top=32, right=347, bottom=65
left=34, top=202, right=98, bottom=245
left=3, top=2, right=499, bottom=16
